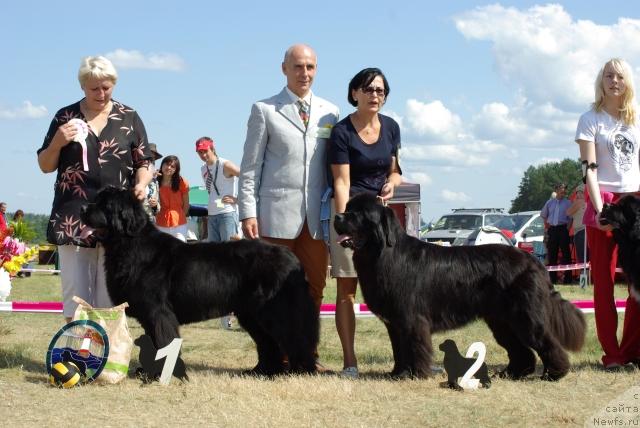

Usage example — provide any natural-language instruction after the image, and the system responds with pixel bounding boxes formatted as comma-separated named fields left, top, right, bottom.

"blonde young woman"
left=328, top=68, right=402, bottom=378
left=576, top=58, right=640, bottom=370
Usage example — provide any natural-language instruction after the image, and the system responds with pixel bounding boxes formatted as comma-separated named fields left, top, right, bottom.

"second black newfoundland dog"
left=600, top=195, right=640, bottom=302
left=81, top=187, right=319, bottom=375
left=334, top=193, right=586, bottom=380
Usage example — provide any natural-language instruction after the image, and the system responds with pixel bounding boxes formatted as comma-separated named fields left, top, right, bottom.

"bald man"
left=238, top=44, right=339, bottom=331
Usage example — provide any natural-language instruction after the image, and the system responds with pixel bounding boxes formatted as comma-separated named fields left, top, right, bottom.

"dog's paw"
left=480, top=379, right=492, bottom=389
left=540, top=368, right=566, bottom=381
left=438, top=380, right=464, bottom=391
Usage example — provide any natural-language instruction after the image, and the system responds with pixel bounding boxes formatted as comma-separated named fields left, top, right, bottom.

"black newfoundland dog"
left=600, top=195, right=640, bottom=302
left=334, top=193, right=586, bottom=380
left=81, top=187, right=319, bottom=375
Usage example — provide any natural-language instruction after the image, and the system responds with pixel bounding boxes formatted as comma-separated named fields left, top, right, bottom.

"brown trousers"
left=262, top=221, right=328, bottom=311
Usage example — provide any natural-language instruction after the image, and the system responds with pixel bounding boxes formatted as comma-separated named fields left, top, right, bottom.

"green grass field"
left=1, top=267, right=638, bottom=427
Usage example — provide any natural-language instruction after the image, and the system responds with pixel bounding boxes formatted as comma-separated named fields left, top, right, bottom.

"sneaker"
left=340, top=366, right=359, bottom=379
left=220, top=316, right=232, bottom=330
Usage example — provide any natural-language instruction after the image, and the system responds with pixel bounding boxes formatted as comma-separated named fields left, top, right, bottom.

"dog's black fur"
left=438, top=339, right=491, bottom=390
left=81, top=187, right=319, bottom=375
left=600, top=195, right=640, bottom=302
left=334, top=193, right=586, bottom=380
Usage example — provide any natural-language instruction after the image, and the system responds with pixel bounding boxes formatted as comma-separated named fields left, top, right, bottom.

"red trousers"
left=587, top=225, right=640, bottom=365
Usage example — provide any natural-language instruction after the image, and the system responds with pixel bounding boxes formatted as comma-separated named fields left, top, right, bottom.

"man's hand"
left=242, top=217, right=260, bottom=239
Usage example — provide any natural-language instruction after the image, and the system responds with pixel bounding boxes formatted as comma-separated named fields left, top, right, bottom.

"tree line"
left=510, top=158, right=582, bottom=213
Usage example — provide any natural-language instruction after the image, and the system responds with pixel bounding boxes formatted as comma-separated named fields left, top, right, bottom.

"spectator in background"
left=37, top=55, right=153, bottom=322
left=196, top=136, right=241, bottom=330
left=12, top=209, right=24, bottom=222
left=195, top=136, right=240, bottom=242
left=0, top=202, right=14, bottom=241
left=576, top=57, right=640, bottom=370
left=566, top=184, right=587, bottom=263
left=155, top=155, right=189, bottom=242
left=540, top=183, right=572, bottom=284
left=0, top=203, right=9, bottom=237
left=142, top=143, right=163, bottom=222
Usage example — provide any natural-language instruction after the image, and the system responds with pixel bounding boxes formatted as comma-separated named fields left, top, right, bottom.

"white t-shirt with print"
left=575, top=108, right=640, bottom=193
left=200, top=157, right=238, bottom=216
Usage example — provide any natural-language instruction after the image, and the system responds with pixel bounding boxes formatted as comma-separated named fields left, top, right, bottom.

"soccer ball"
left=49, top=361, right=83, bottom=388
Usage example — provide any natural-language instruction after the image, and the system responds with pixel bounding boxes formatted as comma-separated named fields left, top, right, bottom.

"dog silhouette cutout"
left=134, top=334, right=188, bottom=383
left=439, top=339, right=491, bottom=391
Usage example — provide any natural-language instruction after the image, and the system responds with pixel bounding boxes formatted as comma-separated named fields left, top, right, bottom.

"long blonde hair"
left=593, top=58, right=637, bottom=126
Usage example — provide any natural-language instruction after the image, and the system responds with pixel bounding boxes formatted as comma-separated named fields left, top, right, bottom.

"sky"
left=1, top=0, right=640, bottom=223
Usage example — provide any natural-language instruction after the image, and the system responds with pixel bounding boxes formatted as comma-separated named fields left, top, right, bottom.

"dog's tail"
left=547, top=290, right=586, bottom=352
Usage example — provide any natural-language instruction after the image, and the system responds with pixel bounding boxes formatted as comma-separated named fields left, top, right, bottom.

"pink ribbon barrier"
left=0, top=301, right=64, bottom=313
left=546, top=262, right=590, bottom=272
left=0, top=300, right=628, bottom=315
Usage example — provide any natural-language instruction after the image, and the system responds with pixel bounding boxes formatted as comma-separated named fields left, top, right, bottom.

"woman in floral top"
left=37, top=56, right=153, bottom=321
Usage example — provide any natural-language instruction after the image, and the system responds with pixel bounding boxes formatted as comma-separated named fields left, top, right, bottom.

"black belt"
left=549, top=224, right=567, bottom=228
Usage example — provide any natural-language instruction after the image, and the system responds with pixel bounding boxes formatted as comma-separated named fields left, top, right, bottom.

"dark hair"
left=13, top=210, right=24, bottom=221
left=160, top=155, right=182, bottom=192
left=347, top=67, right=390, bottom=107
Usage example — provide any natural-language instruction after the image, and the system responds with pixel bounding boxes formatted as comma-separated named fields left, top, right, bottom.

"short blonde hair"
left=593, top=58, right=637, bottom=126
left=78, top=56, right=118, bottom=88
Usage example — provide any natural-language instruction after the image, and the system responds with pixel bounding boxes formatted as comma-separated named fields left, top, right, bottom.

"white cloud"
left=404, top=171, right=432, bottom=187
left=454, top=4, right=640, bottom=110
left=532, top=156, right=563, bottom=167
left=0, top=101, right=47, bottom=119
left=382, top=5, right=638, bottom=176
left=405, top=99, right=463, bottom=142
left=401, top=144, right=490, bottom=166
left=441, top=189, right=471, bottom=203
left=104, top=49, right=186, bottom=71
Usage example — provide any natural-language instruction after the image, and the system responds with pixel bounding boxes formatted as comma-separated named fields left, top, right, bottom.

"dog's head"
left=600, top=195, right=640, bottom=239
left=438, top=339, right=458, bottom=353
left=333, top=193, right=399, bottom=250
left=80, top=186, right=149, bottom=239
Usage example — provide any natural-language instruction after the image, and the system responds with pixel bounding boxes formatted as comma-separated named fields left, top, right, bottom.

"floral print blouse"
left=37, top=99, right=151, bottom=247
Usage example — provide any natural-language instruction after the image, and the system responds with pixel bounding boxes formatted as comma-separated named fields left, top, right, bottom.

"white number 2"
left=458, top=341, right=486, bottom=390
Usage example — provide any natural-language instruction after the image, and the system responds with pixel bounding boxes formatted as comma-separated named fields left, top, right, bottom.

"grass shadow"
left=0, top=347, right=46, bottom=373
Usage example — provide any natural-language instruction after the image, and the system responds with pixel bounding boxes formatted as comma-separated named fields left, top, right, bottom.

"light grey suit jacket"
left=238, top=88, right=339, bottom=239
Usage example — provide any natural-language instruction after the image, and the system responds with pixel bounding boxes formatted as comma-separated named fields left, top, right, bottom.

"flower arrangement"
left=10, top=220, right=36, bottom=243
left=1, top=236, right=38, bottom=276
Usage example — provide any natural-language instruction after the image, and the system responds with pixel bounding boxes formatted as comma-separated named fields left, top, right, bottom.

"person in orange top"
left=155, top=155, right=190, bottom=241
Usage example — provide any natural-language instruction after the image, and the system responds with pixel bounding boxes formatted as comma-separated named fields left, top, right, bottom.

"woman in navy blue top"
left=328, top=68, right=402, bottom=378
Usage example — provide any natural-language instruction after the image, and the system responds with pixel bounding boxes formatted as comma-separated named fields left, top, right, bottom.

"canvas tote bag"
left=72, top=296, right=133, bottom=384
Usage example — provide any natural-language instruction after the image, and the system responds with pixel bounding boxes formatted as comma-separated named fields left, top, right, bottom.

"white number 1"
left=155, top=338, right=183, bottom=385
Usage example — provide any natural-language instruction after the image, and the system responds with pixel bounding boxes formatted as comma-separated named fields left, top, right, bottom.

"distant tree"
left=510, top=159, right=582, bottom=213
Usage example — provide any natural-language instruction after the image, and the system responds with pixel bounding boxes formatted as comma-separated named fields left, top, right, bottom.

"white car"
left=422, top=208, right=507, bottom=246
left=494, top=211, right=545, bottom=258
